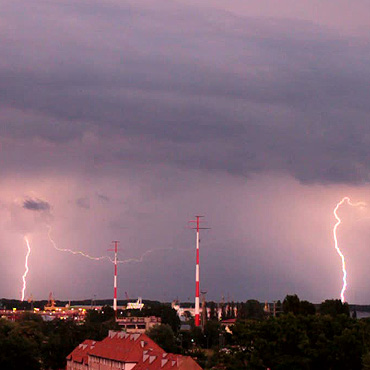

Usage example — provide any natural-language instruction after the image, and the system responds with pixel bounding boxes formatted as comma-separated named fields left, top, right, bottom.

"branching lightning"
left=116, top=247, right=190, bottom=264
left=47, top=226, right=110, bottom=261
left=47, top=225, right=190, bottom=265
left=333, top=197, right=365, bottom=303
left=21, top=236, right=31, bottom=301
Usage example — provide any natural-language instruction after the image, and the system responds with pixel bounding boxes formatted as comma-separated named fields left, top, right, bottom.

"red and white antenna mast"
left=108, top=241, right=119, bottom=318
left=189, top=216, right=210, bottom=327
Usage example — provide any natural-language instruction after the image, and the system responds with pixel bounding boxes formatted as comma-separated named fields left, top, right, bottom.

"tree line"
left=149, top=295, right=370, bottom=369
left=2, top=295, right=370, bottom=369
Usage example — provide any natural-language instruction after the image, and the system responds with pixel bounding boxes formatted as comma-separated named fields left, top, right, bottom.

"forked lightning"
left=333, top=197, right=365, bottom=303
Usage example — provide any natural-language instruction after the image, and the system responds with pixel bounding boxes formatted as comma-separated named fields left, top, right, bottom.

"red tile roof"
left=66, top=339, right=96, bottom=365
left=89, top=332, right=163, bottom=363
left=67, top=331, right=202, bottom=370
left=221, top=318, right=237, bottom=324
left=134, top=352, right=201, bottom=370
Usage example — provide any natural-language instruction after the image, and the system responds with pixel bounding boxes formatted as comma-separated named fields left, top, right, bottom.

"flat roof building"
left=116, top=316, right=161, bottom=333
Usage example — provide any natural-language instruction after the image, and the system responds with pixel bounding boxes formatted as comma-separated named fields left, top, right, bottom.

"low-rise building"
left=116, top=316, right=161, bottom=333
left=66, top=330, right=202, bottom=370
left=220, top=318, right=236, bottom=334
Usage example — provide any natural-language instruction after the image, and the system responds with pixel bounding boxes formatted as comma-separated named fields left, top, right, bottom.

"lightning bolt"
left=47, top=226, right=110, bottom=261
left=21, top=236, right=31, bottom=301
left=47, top=225, right=190, bottom=265
left=116, top=247, right=190, bottom=264
left=333, top=197, right=365, bottom=303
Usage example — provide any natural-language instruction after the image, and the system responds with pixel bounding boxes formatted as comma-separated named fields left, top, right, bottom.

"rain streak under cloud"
left=1, top=0, right=370, bottom=303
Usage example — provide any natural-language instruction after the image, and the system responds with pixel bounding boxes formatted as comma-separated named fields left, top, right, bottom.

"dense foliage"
left=217, top=313, right=368, bottom=369
left=0, top=302, right=180, bottom=369
left=210, top=297, right=370, bottom=370
left=0, top=310, right=118, bottom=370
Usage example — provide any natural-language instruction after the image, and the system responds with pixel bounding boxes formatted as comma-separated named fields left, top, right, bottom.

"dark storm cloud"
left=23, top=198, right=51, bottom=212
left=1, top=1, right=370, bottom=184
left=0, top=0, right=369, bottom=304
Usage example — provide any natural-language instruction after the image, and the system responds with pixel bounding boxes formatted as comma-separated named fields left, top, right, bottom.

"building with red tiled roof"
left=66, top=339, right=96, bottom=370
left=66, top=331, right=202, bottom=370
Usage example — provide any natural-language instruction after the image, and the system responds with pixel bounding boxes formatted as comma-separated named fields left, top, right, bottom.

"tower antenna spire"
left=189, top=216, right=210, bottom=327
left=108, top=241, right=119, bottom=319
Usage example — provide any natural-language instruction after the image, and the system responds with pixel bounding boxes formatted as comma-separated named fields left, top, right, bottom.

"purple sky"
left=1, top=0, right=370, bottom=303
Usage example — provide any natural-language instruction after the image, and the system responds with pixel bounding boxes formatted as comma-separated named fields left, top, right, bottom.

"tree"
left=208, top=301, right=218, bottom=321
left=299, top=300, right=316, bottom=316
left=141, top=304, right=180, bottom=333
left=320, top=299, right=350, bottom=317
left=363, top=352, right=370, bottom=370
left=283, top=294, right=301, bottom=315
left=42, top=320, right=82, bottom=369
left=146, top=324, right=178, bottom=353
left=215, top=307, right=368, bottom=370
left=0, top=319, right=41, bottom=370
left=204, top=320, right=221, bottom=348
left=244, top=300, right=264, bottom=319
left=221, top=303, right=227, bottom=320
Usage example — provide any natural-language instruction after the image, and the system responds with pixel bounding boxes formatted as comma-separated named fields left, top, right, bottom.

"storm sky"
left=1, top=0, right=370, bottom=303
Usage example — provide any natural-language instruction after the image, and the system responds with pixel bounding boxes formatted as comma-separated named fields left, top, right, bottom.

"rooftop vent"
left=161, top=359, right=168, bottom=367
left=130, top=333, right=140, bottom=341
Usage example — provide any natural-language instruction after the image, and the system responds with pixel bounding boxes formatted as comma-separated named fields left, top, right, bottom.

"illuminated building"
left=115, top=316, right=161, bottom=333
